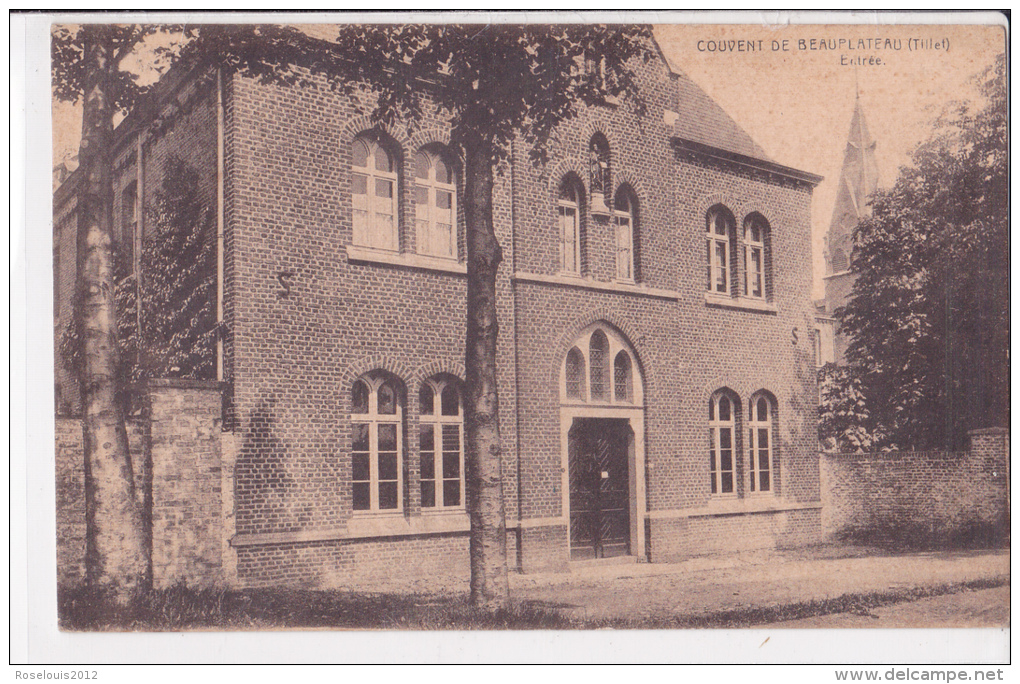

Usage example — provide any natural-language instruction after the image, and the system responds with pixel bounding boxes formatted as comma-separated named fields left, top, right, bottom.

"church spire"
left=824, top=95, right=879, bottom=275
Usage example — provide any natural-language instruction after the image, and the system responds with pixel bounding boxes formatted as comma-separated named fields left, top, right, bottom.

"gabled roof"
left=656, top=46, right=773, bottom=163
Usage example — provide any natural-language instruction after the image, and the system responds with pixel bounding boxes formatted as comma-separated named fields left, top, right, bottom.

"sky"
left=51, top=17, right=1005, bottom=298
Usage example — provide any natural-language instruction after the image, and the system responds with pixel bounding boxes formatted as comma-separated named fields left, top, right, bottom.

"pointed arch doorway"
left=560, top=323, right=646, bottom=561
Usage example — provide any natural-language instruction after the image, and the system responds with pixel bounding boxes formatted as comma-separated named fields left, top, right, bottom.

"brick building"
left=54, top=34, right=826, bottom=587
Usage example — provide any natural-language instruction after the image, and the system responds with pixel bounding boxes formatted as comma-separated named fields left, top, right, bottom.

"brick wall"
left=820, top=428, right=1009, bottom=545
left=148, top=379, right=226, bottom=588
left=55, top=381, right=226, bottom=588
left=211, top=44, right=824, bottom=582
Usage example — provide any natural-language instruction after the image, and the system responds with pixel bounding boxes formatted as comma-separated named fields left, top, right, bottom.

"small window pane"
left=759, top=450, right=769, bottom=470
left=375, top=146, right=393, bottom=172
left=720, top=429, right=732, bottom=450
left=378, top=423, right=397, bottom=451
left=443, top=480, right=461, bottom=506
left=375, top=178, right=393, bottom=199
left=415, top=152, right=429, bottom=179
left=442, top=451, right=460, bottom=479
left=757, top=397, right=769, bottom=420
left=420, top=384, right=434, bottom=415
left=352, top=381, right=369, bottom=414
left=421, top=482, right=435, bottom=508
left=708, top=398, right=715, bottom=420
left=352, top=140, right=370, bottom=167
left=378, top=382, right=397, bottom=414
left=353, top=482, right=371, bottom=510
left=615, top=192, right=629, bottom=212
left=441, top=384, right=460, bottom=416
left=614, top=352, right=632, bottom=402
left=721, top=472, right=734, bottom=493
left=351, top=173, right=368, bottom=196
left=378, top=482, right=398, bottom=509
left=435, top=157, right=451, bottom=184
left=419, top=424, right=434, bottom=454
left=710, top=472, right=718, bottom=494
left=758, top=428, right=769, bottom=449
left=352, top=423, right=370, bottom=452
left=415, top=184, right=429, bottom=204
left=352, top=452, right=370, bottom=481
left=566, top=348, right=584, bottom=399
left=442, top=424, right=460, bottom=452
left=760, top=472, right=770, bottom=492
left=436, top=190, right=452, bottom=210
left=589, top=331, right=609, bottom=400
left=378, top=452, right=398, bottom=481
left=420, top=451, right=435, bottom=480
left=718, top=396, right=731, bottom=421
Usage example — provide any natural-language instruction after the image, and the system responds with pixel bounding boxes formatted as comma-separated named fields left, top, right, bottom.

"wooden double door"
left=568, top=418, right=632, bottom=560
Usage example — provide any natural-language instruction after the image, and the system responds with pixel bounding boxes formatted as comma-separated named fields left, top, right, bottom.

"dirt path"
left=507, top=548, right=1009, bottom=623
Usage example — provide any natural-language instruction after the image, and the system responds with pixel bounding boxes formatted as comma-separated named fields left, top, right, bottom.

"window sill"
left=230, top=512, right=472, bottom=547
left=647, top=498, right=823, bottom=521
left=515, top=271, right=678, bottom=300
left=704, top=292, right=777, bottom=314
left=346, top=245, right=467, bottom=275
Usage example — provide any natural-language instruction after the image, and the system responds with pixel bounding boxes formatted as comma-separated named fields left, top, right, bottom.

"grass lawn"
left=58, top=576, right=1008, bottom=632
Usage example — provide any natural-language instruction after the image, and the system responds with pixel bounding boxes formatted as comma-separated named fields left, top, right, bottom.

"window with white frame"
left=419, top=376, right=464, bottom=509
left=415, top=149, right=457, bottom=259
left=744, top=216, right=767, bottom=299
left=351, top=372, right=404, bottom=512
left=558, top=181, right=582, bottom=275
left=708, top=392, right=737, bottom=495
left=352, top=137, right=398, bottom=251
left=614, top=188, right=636, bottom=281
left=706, top=207, right=733, bottom=294
left=561, top=324, right=641, bottom=407
left=747, top=394, right=774, bottom=494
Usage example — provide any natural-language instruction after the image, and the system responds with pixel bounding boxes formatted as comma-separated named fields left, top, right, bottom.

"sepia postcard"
left=14, top=10, right=1009, bottom=667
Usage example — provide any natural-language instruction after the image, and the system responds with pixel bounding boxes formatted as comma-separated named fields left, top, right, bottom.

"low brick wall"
left=55, top=379, right=227, bottom=589
left=820, top=428, right=1009, bottom=546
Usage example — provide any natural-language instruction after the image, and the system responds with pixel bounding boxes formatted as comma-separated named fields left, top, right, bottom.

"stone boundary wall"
left=820, top=428, right=1009, bottom=545
left=55, top=380, right=227, bottom=588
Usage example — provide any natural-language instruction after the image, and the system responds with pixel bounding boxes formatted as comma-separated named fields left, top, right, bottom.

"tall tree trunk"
left=76, top=27, right=149, bottom=608
left=462, top=142, right=510, bottom=610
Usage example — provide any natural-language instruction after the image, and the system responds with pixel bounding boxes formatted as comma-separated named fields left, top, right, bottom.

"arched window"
left=351, top=372, right=404, bottom=512
left=613, top=351, right=633, bottom=403
left=614, top=188, right=636, bottom=282
left=706, top=207, right=734, bottom=294
left=558, top=180, right=582, bottom=275
left=352, top=136, right=398, bottom=251
left=565, top=347, right=586, bottom=400
left=561, top=323, right=643, bottom=407
left=743, top=215, right=768, bottom=299
left=415, top=149, right=457, bottom=259
left=748, top=394, right=774, bottom=494
left=419, top=376, right=464, bottom=509
left=589, top=330, right=610, bottom=401
left=709, top=392, right=738, bottom=495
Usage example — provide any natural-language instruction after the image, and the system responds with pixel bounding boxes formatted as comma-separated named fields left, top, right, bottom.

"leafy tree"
left=138, top=157, right=218, bottom=380
left=53, top=24, right=167, bottom=608
left=825, top=54, right=1007, bottom=452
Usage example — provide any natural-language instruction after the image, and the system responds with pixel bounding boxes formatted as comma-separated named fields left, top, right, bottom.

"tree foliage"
left=824, top=54, right=1007, bottom=452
